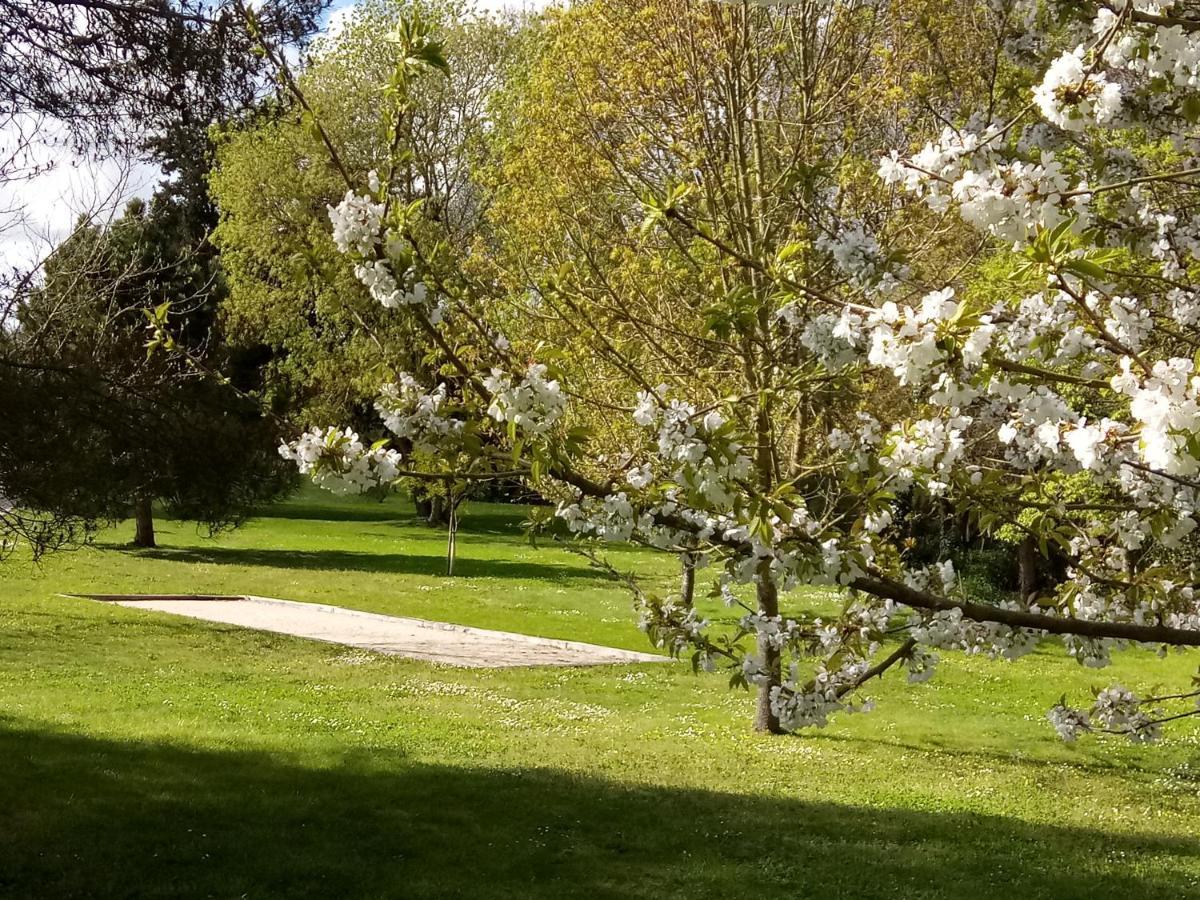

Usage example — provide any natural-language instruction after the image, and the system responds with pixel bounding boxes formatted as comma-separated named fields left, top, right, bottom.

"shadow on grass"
left=255, top=501, right=530, bottom=534
left=2, top=719, right=1194, bottom=900
left=800, top=729, right=1193, bottom=780
left=253, top=500, right=418, bottom=523
left=113, top=545, right=610, bottom=583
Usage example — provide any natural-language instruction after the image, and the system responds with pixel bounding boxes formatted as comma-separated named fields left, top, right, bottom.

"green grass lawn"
left=1, top=487, right=1199, bottom=898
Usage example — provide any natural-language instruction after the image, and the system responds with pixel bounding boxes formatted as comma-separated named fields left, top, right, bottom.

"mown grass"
left=1, top=487, right=1198, bottom=898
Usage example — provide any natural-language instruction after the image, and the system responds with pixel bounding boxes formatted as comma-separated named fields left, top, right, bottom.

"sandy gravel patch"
left=77, top=594, right=670, bottom=668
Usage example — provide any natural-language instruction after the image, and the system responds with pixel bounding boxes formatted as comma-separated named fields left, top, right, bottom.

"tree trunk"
left=1126, top=544, right=1146, bottom=582
left=680, top=552, right=696, bottom=606
left=753, top=564, right=784, bottom=734
left=133, top=497, right=156, bottom=548
left=445, top=499, right=459, bottom=576
left=1017, top=535, right=1040, bottom=602
left=427, top=494, right=450, bottom=527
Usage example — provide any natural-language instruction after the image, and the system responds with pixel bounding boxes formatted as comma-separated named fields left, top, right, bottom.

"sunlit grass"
left=1, top=487, right=1198, bottom=898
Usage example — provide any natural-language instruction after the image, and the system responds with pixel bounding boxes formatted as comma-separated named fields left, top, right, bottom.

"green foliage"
left=210, top=105, right=400, bottom=426
left=478, top=0, right=1024, bottom=491
left=210, top=0, right=517, bottom=427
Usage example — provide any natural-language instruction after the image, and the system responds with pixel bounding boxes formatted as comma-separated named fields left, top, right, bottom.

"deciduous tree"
left=277, top=0, right=1200, bottom=740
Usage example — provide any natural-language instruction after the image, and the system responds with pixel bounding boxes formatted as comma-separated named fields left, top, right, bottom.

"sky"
left=0, top=120, right=160, bottom=272
left=0, top=0, right=549, bottom=273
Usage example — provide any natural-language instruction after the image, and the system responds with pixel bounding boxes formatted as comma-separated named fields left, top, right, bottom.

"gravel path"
left=80, top=594, right=670, bottom=668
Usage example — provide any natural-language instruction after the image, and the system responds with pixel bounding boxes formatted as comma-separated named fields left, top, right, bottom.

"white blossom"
left=484, top=364, right=567, bottom=436
left=328, top=191, right=384, bottom=256
left=1033, top=48, right=1122, bottom=131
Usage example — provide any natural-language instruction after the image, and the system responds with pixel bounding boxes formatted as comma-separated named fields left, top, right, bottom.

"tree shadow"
left=114, top=545, right=611, bottom=583
left=253, top=501, right=418, bottom=523
left=255, top=501, right=530, bottom=535
left=1, top=719, right=1194, bottom=899
left=801, top=729, right=1190, bottom=780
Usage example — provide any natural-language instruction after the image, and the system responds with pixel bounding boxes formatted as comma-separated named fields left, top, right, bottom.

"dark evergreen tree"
left=2, top=196, right=292, bottom=547
left=0, top=0, right=327, bottom=553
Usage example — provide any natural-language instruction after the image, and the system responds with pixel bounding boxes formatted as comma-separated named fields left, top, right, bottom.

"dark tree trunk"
left=1018, top=535, right=1041, bottom=602
left=413, top=494, right=433, bottom=520
left=133, top=497, right=156, bottom=548
left=680, top=552, right=696, bottom=606
left=1126, top=545, right=1146, bottom=581
left=753, top=565, right=784, bottom=734
left=427, top=494, right=450, bottom=527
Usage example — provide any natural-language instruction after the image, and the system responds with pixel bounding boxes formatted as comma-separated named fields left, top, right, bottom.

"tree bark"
left=853, top=574, right=1200, bottom=646
left=753, top=563, right=784, bottom=734
left=445, top=499, right=459, bottom=576
left=1017, top=535, right=1041, bottom=602
left=427, top=494, right=450, bottom=527
left=133, top=497, right=155, bottom=548
left=680, top=552, right=696, bottom=606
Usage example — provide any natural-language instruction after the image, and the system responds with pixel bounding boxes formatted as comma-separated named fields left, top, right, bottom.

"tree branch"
left=851, top=575, right=1200, bottom=647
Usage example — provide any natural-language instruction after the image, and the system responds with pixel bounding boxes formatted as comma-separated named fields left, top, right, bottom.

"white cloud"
left=0, top=117, right=157, bottom=274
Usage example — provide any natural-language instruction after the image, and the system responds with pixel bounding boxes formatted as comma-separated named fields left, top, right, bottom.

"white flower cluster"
left=328, top=190, right=383, bottom=256
left=905, top=645, right=939, bottom=683
left=742, top=612, right=808, bottom=654
left=1033, top=48, right=1122, bottom=131
left=1047, top=702, right=1091, bottom=742
left=1049, top=685, right=1163, bottom=743
left=906, top=597, right=1043, bottom=663
left=484, top=364, right=567, bottom=436
left=992, top=381, right=1089, bottom=471
left=638, top=596, right=711, bottom=661
left=354, top=260, right=429, bottom=310
left=990, top=291, right=1089, bottom=366
left=796, top=309, right=862, bottom=369
left=558, top=492, right=649, bottom=542
left=880, top=417, right=968, bottom=494
left=816, top=224, right=904, bottom=293
left=327, top=186, right=445, bottom=323
left=634, top=398, right=753, bottom=508
left=828, top=414, right=883, bottom=472
left=866, top=289, right=958, bottom=385
left=375, top=374, right=464, bottom=454
left=880, top=130, right=1092, bottom=246
left=973, top=158, right=1083, bottom=243
left=769, top=659, right=874, bottom=730
left=787, top=286, right=989, bottom=386
left=1094, top=8, right=1200, bottom=89
left=1113, top=357, right=1200, bottom=478
left=1144, top=209, right=1200, bottom=288
left=279, top=427, right=402, bottom=495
